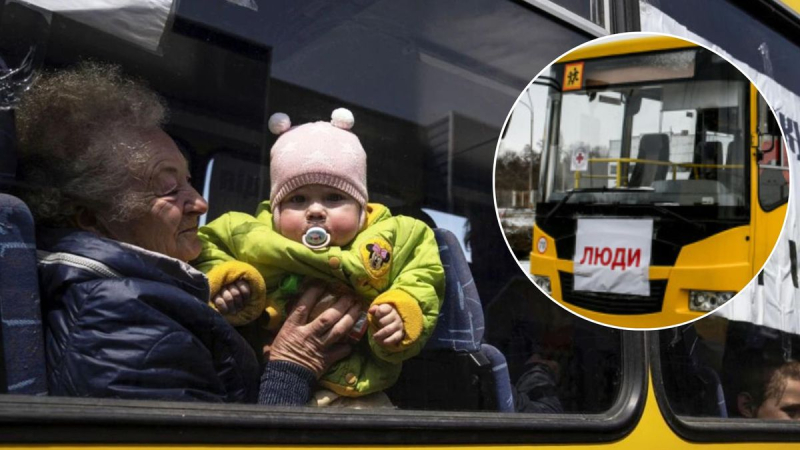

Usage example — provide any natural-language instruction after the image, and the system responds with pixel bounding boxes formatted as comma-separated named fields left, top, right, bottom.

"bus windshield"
left=543, top=48, right=749, bottom=215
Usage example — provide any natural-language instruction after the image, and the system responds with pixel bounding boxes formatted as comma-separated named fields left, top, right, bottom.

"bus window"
left=537, top=0, right=611, bottom=33
left=658, top=315, right=732, bottom=418
left=546, top=49, right=748, bottom=204
left=757, top=94, right=790, bottom=211
left=0, top=0, right=646, bottom=444
left=552, top=88, right=625, bottom=192
left=657, top=313, right=800, bottom=438
left=485, top=276, right=623, bottom=413
left=641, top=0, right=800, bottom=96
left=495, top=80, right=551, bottom=259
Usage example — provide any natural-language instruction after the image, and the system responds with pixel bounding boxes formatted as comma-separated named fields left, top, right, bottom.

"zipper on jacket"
left=36, top=250, right=121, bottom=279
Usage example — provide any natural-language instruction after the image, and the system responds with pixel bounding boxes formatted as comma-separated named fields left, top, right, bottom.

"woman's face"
left=104, top=130, right=208, bottom=261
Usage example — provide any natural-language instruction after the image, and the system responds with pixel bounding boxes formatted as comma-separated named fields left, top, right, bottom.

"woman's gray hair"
left=16, top=62, right=167, bottom=227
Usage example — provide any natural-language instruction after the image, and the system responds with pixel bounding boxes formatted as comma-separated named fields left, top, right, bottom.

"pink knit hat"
left=268, top=108, right=367, bottom=227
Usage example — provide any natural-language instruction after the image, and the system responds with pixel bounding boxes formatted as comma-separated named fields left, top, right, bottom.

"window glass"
left=486, top=277, right=622, bottom=413
left=0, top=0, right=625, bottom=420
left=647, top=0, right=800, bottom=95
left=496, top=81, right=550, bottom=259
left=757, top=95, right=790, bottom=210
left=643, top=2, right=798, bottom=215
left=543, top=48, right=749, bottom=214
left=547, top=0, right=607, bottom=28
left=659, top=315, right=800, bottom=421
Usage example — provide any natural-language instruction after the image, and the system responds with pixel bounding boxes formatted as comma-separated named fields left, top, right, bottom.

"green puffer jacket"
left=194, top=202, right=444, bottom=397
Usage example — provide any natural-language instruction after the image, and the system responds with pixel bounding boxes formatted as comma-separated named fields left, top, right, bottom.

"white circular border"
left=491, top=31, right=793, bottom=332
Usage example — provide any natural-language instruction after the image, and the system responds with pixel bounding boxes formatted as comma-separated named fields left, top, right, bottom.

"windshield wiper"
left=543, top=187, right=654, bottom=224
left=638, top=203, right=705, bottom=231
left=543, top=187, right=610, bottom=224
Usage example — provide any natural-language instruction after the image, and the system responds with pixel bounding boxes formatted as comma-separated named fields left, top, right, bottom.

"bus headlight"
left=532, top=275, right=551, bottom=295
left=689, top=290, right=735, bottom=312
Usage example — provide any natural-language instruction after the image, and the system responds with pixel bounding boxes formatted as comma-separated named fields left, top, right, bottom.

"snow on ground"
left=498, top=208, right=535, bottom=228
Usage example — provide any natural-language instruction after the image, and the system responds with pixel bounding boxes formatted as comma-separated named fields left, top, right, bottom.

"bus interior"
left=0, top=0, right=625, bottom=419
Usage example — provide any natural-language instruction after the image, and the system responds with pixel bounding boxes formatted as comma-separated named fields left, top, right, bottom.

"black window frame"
left=518, top=0, right=641, bottom=35
left=0, top=329, right=645, bottom=445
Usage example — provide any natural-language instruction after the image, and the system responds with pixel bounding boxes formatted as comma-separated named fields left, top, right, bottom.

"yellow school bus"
left=0, top=0, right=799, bottom=448
left=528, top=35, right=789, bottom=329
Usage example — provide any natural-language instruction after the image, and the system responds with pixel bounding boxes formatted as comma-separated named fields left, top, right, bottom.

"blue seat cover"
left=426, top=228, right=484, bottom=352
left=0, top=194, right=47, bottom=395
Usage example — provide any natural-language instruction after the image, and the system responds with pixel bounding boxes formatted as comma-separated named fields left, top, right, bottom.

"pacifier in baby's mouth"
left=302, top=226, right=331, bottom=249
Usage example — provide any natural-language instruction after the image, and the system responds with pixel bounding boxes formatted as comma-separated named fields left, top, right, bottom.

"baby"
left=194, top=108, right=444, bottom=406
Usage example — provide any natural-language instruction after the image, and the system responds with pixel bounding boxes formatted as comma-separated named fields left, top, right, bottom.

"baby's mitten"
left=207, top=261, right=271, bottom=326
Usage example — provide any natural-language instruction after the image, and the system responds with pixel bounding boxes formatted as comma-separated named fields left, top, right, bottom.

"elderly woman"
left=15, top=63, right=358, bottom=404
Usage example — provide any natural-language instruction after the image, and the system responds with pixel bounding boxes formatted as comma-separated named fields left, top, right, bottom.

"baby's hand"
left=213, top=279, right=251, bottom=315
left=369, top=303, right=404, bottom=346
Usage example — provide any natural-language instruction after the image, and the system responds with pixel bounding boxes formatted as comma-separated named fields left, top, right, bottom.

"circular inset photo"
left=495, top=32, right=790, bottom=330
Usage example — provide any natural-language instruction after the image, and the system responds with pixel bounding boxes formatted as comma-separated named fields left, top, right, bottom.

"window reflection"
left=2, top=0, right=624, bottom=414
left=647, top=0, right=800, bottom=95
left=756, top=96, right=790, bottom=210
left=486, top=276, right=621, bottom=413
left=660, top=316, right=800, bottom=420
left=547, top=0, right=606, bottom=28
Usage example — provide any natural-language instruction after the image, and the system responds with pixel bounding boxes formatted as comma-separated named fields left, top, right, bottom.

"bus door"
left=751, top=92, right=790, bottom=271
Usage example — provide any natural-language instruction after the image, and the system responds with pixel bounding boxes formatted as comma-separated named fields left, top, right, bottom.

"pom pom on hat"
left=268, top=112, right=292, bottom=135
left=331, top=108, right=354, bottom=130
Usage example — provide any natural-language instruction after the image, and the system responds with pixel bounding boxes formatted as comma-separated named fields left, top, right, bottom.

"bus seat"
left=725, top=135, right=744, bottom=167
left=479, top=343, right=515, bottom=411
left=692, top=141, right=722, bottom=180
left=720, top=136, right=745, bottom=200
left=426, top=228, right=484, bottom=352
left=386, top=228, right=514, bottom=412
left=0, top=193, right=47, bottom=396
left=629, top=133, right=669, bottom=187
left=759, top=167, right=789, bottom=204
left=662, top=325, right=727, bottom=417
left=683, top=325, right=727, bottom=418
left=694, top=364, right=727, bottom=418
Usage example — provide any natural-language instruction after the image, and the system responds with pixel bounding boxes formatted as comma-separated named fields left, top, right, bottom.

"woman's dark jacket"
left=37, top=229, right=262, bottom=402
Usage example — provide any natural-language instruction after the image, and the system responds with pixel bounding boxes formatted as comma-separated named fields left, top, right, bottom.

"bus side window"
left=659, top=317, right=800, bottom=421
left=757, top=95, right=789, bottom=210
left=484, top=277, right=622, bottom=414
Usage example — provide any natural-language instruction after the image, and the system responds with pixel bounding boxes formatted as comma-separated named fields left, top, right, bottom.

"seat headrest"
left=696, top=141, right=722, bottom=163
left=426, top=228, right=484, bottom=352
left=639, top=133, right=669, bottom=150
left=726, top=136, right=744, bottom=165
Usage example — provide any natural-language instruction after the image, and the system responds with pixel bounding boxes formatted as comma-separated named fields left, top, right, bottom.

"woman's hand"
left=268, top=283, right=361, bottom=378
